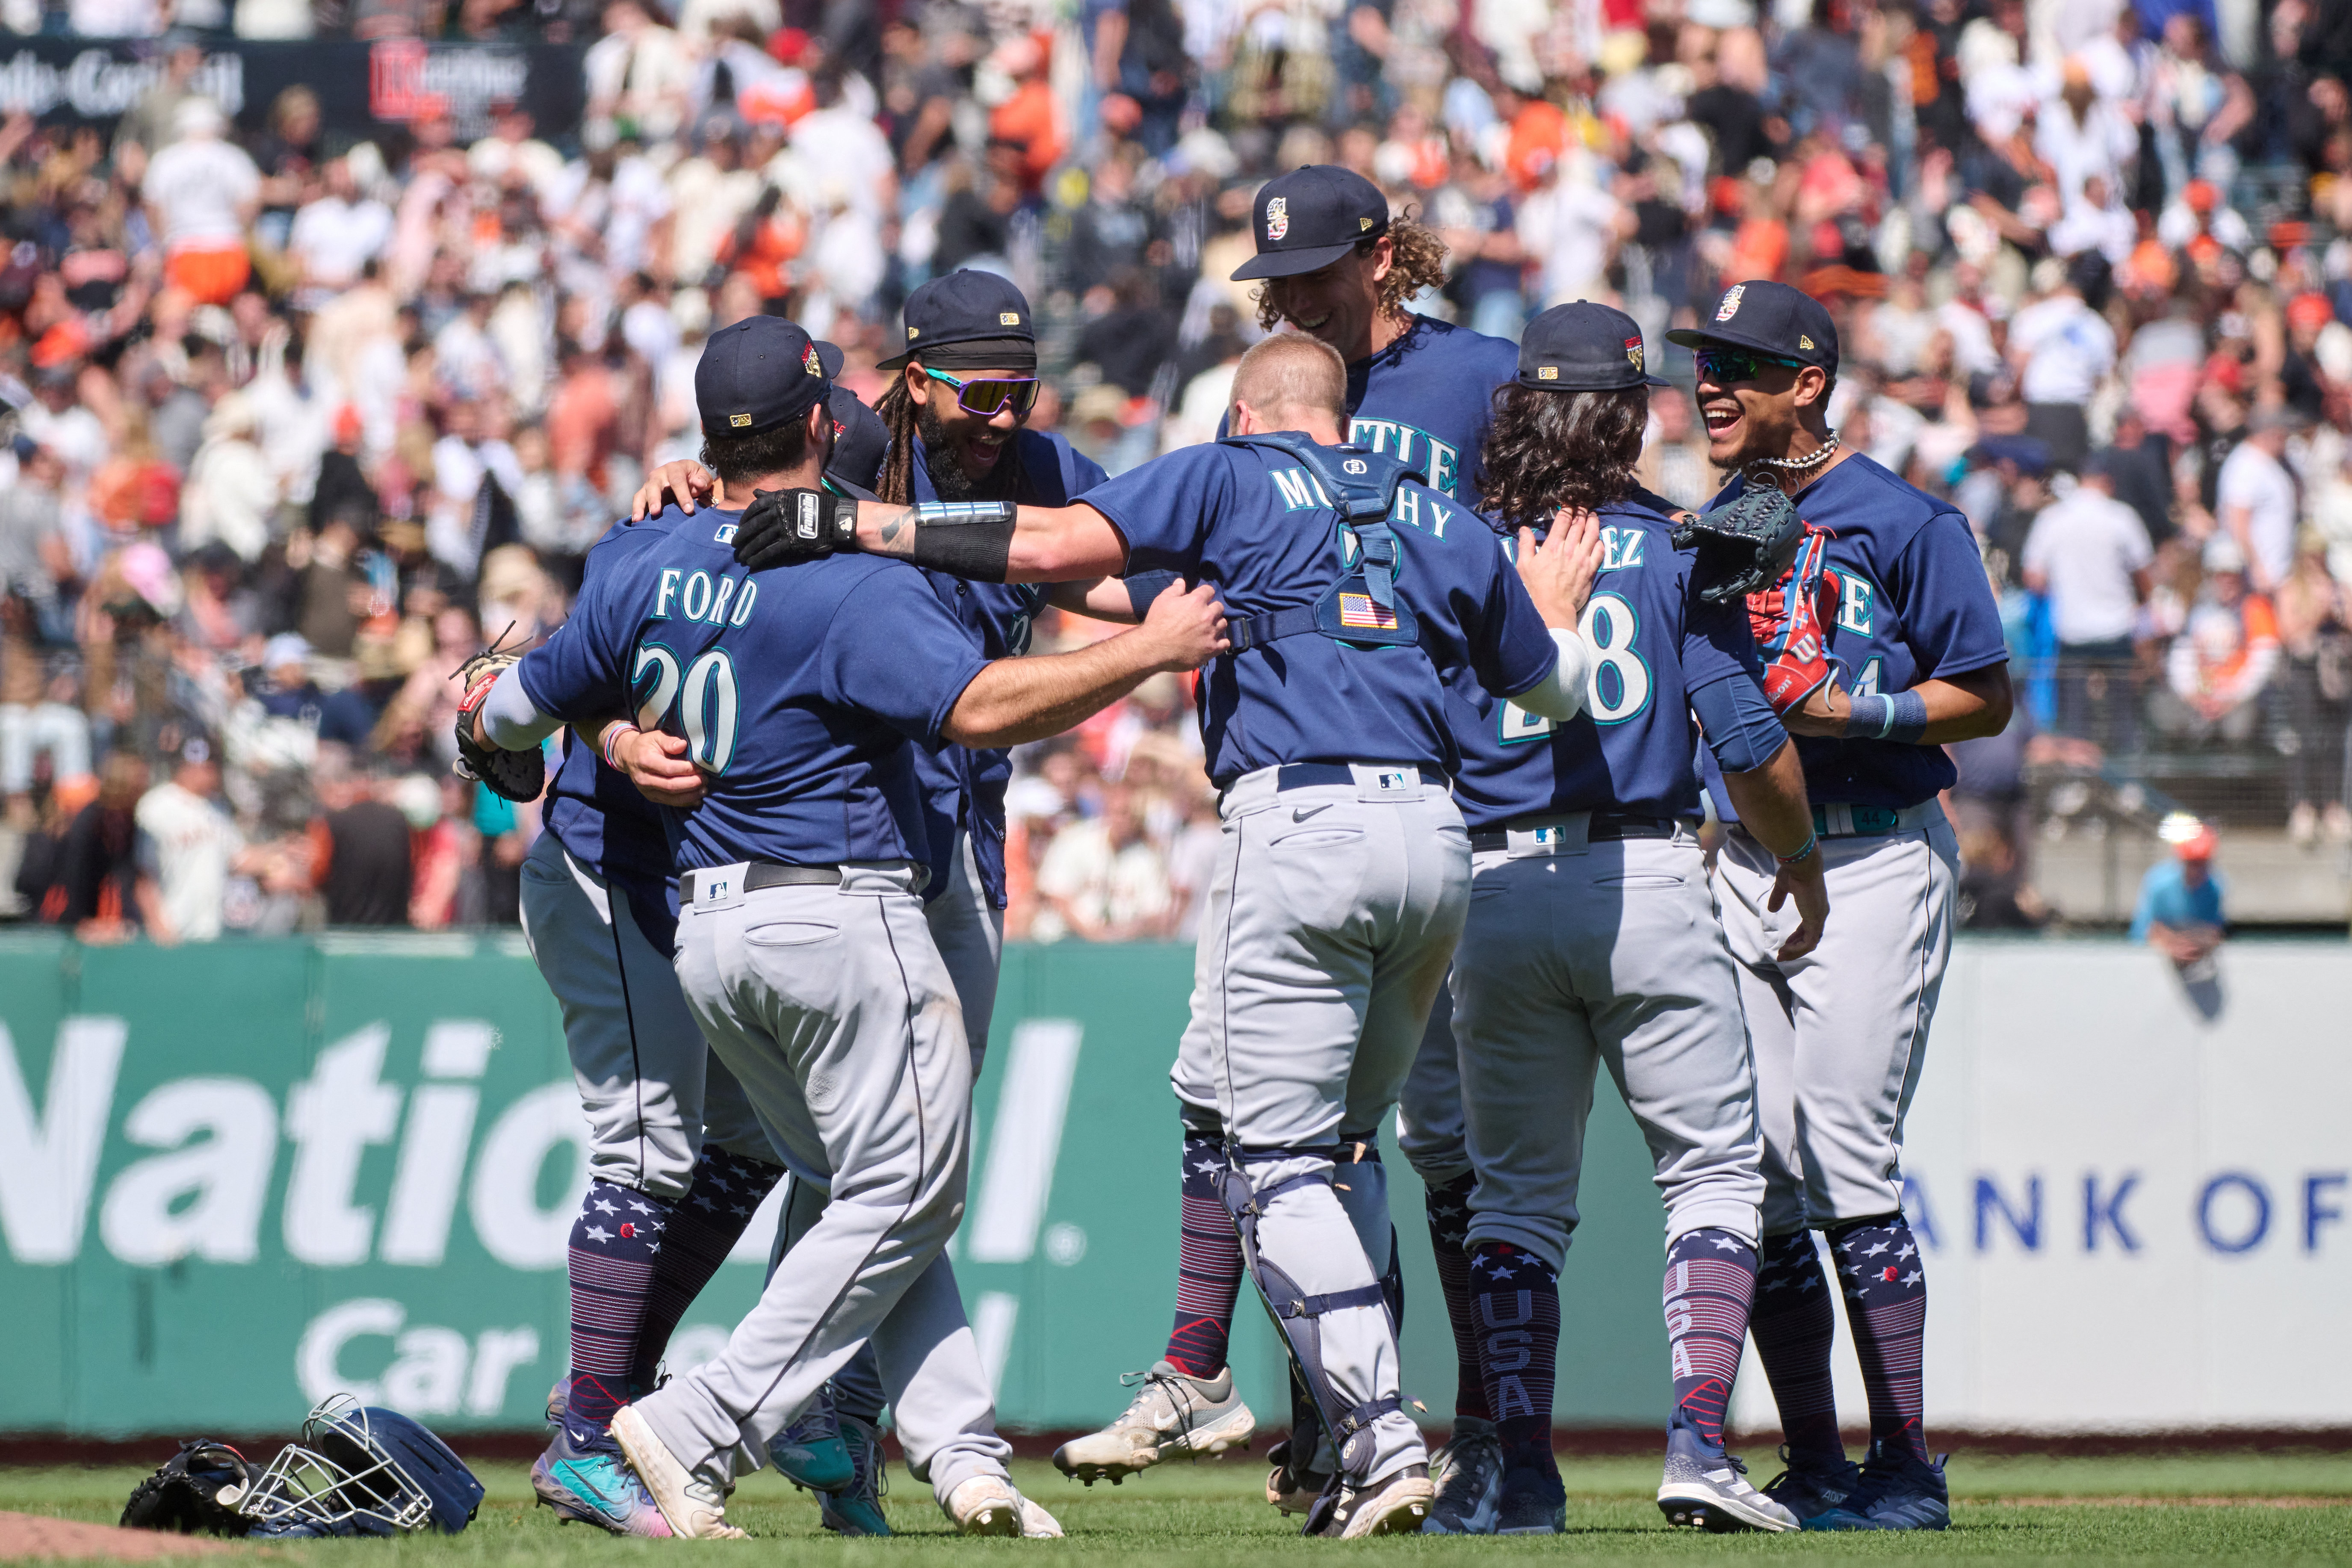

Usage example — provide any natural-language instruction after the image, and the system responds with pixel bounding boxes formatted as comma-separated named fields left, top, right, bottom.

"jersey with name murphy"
left=1085, top=437, right=1557, bottom=786
left=517, top=503, right=988, bottom=876
left=1451, top=491, right=1760, bottom=829
left=1707, top=452, right=2008, bottom=814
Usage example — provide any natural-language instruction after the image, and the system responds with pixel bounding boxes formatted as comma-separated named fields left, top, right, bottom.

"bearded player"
left=1668, top=281, right=2011, bottom=1532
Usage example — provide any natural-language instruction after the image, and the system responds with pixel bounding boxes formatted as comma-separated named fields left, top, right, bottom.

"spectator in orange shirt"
left=2152, top=542, right=2281, bottom=745
left=1494, top=80, right=1568, bottom=193
left=988, top=34, right=1066, bottom=195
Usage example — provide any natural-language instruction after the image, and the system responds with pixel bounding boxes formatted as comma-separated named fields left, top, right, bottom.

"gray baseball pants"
left=1452, top=826, right=1765, bottom=1271
left=1169, top=763, right=1470, bottom=1486
left=1713, top=803, right=1959, bottom=1234
left=772, top=828, right=1007, bottom=1427
left=517, top=832, right=770, bottom=1198
left=634, top=860, right=1010, bottom=1503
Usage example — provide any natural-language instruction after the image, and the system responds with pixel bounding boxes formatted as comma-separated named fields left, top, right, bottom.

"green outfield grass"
left=5, top=1453, right=2350, bottom=1566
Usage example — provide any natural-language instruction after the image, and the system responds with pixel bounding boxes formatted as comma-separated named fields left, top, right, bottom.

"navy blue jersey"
left=1706, top=454, right=2007, bottom=815
left=517, top=503, right=988, bottom=875
left=1087, top=438, right=1557, bottom=785
left=1215, top=315, right=1517, bottom=502
left=1347, top=314, right=1519, bottom=502
left=905, top=427, right=1109, bottom=905
left=538, top=515, right=683, bottom=886
left=1451, top=492, right=1762, bottom=829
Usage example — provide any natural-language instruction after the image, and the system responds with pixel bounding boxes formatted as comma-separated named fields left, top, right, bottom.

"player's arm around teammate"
left=1666, top=281, right=2011, bottom=1532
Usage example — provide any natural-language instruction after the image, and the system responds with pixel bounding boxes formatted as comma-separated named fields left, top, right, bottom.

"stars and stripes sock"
left=1748, top=1229, right=1844, bottom=1463
left=1165, top=1133, right=1243, bottom=1379
left=565, top=1179, right=669, bottom=1436
left=1826, top=1213, right=1930, bottom=1465
left=1663, top=1228, right=1758, bottom=1447
left=1468, top=1241, right=1560, bottom=1447
left=1424, top=1172, right=1492, bottom=1422
left=631, top=1146, right=785, bottom=1396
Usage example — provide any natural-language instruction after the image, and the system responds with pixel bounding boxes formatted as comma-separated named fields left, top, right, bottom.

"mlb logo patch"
left=1265, top=196, right=1289, bottom=241
left=1715, top=283, right=1745, bottom=322
left=1374, top=769, right=1411, bottom=791
left=999, top=312, right=1021, bottom=325
left=714, top=524, right=739, bottom=545
left=1338, top=593, right=1398, bottom=632
left=730, top=412, right=753, bottom=427
left=1537, top=365, right=1559, bottom=380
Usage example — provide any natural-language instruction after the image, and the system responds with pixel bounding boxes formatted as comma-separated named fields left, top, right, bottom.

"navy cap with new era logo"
left=877, top=269, right=1038, bottom=371
left=1665, top=279, right=1840, bottom=372
left=1231, top=165, right=1391, bottom=282
left=696, top=316, right=830, bottom=439
left=1516, top=301, right=1670, bottom=391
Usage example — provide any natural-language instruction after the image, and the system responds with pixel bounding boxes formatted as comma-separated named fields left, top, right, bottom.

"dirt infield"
left=0, top=1512, right=232, bottom=1560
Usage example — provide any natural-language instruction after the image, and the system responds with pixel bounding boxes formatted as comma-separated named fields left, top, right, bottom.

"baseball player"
left=630, top=278, right=1122, bottom=1534
left=1051, top=164, right=1526, bottom=1500
left=1433, top=303, right=1826, bottom=1536
left=451, top=452, right=789, bottom=1537
left=1668, top=281, right=2012, bottom=1531
left=472, top=316, right=1231, bottom=1539
left=727, top=330, right=1603, bottom=1536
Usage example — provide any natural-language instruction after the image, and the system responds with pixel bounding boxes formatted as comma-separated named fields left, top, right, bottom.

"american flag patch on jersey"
left=1337, top=594, right=1398, bottom=631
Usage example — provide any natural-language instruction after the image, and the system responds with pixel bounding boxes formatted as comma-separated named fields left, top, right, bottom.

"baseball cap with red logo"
left=695, top=315, right=831, bottom=439
left=1230, top=165, right=1392, bottom=282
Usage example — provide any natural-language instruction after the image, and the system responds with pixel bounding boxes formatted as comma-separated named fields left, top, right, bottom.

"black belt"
left=680, top=862, right=841, bottom=902
left=1270, top=762, right=1450, bottom=791
left=1469, top=813, right=1683, bottom=852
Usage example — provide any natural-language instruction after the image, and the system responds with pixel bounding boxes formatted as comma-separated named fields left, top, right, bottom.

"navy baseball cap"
left=826, top=384, right=889, bottom=490
left=1666, top=279, right=1840, bottom=372
left=1517, top=301, right=1670, bottom=391
left=876, top=270, right=1037, bottom=371
left=696, top=316, right=830, bottom=438
left=1231, top=165, right=1391, bottom=282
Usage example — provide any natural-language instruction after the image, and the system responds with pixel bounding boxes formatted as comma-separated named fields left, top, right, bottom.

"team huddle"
left=449, top=163, right=2013, bottom=1542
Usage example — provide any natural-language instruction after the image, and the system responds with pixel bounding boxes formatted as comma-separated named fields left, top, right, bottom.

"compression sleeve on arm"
left=901, top=500, right=1015, bottom=582
left=1693, top=671, right=1792, bottom=774
left=482, top=664, right=565, bottom=750
left=1505, top=628, right=1593, bottom=723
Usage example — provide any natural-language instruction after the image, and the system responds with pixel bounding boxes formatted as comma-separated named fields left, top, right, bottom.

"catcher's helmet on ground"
left=238, top=1396, right=484, bottom=1538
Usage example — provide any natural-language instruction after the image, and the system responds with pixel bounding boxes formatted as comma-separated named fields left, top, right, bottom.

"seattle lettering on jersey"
left=1348, top=417, right=1460, bottom=498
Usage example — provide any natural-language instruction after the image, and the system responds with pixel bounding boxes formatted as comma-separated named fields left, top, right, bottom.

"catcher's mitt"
left=1673, top=480, right=1805, bottom=604
left=121, top=1441, right=263, bottom=1536
left=452, top=643, right=546, bottom=803
left=1747, top=527, right=1842, bottom=716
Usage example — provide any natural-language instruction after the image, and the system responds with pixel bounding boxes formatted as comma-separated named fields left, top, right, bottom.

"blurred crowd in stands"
left=1, top=0, right=2350, bottom=938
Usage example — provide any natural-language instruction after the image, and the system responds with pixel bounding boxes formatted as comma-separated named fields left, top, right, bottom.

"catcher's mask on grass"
left=237, top=1396, right=483, bottom=1538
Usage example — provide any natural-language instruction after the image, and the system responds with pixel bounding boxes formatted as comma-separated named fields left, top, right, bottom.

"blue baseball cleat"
left=532, top=1425, right=675, bottom=1537
left=1761, top=1444, right=1864, bottom=1524
left=1803, top=1441, right=1949, bottom=1531
left=768, top=1384, right=856, bottom=1493
left=819, top=1414, right=892, bottom=1537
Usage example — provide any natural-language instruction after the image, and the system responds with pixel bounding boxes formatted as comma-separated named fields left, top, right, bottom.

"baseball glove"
left=121, top=1441, right=263, bottom=1536
left=452, top=644, right=546, bottom=803
left=1673, top=481, right=1805, bottom=605
left=1746, top=527, right=1842, bottom=716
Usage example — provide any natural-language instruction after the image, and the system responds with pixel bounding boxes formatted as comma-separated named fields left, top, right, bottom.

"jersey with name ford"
left=537, top=514, right=683, bottom=887
left=1706, top=453, right=2007, bottom=815
left=1451, top=492, right=1761, bottom=829
left=516, top=503, right=989, bottom=875
left=1214, top=315, right=1518, bottom=502
left=1087, top=438, right=1558, bottom=785
left=907, top=428, right=1108, bottom=907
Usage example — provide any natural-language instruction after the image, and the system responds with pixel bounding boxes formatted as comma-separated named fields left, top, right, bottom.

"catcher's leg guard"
left=1329, top=1136, right=1404, bottom=1329
left=1216, top=1150, right=1403, bottom=1496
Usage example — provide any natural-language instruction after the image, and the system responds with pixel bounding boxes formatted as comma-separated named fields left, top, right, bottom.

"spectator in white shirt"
left=1032, top=784, right=1173, bottom=942
left=288, top=159, right=394, bottom=313
left=142, top=98, right=261, bottom=308
left=2215, top=407, right=2304, bottom=594
left=133, top=735, right=259, bottom=944
left=2007, top=254, right=2116, bottom=471
left=2022, top=456, right=2154, bottom=752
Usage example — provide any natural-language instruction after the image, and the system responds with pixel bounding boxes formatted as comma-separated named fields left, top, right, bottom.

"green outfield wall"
left=0, top=932, right=1675, bottom=1438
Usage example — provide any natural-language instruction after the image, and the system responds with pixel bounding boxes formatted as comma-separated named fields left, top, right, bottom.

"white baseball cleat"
left=1052, top=1361, right=1257, bottom=1483
left=1315, top=1464, right=1434, bottom=1538
left=945, top=1474, right=1059, bottom=1537
left=610, top=1405, right=747, bottom=1539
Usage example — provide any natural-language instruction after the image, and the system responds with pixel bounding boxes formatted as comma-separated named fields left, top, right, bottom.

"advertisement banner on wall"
left=5, top=933, right=2347, bottom=1438
left=0, top=37, right=584, bottom=143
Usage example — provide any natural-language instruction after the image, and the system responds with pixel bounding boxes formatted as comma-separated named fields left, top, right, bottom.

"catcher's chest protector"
left=1218, top=434, right=1424, bottom=652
